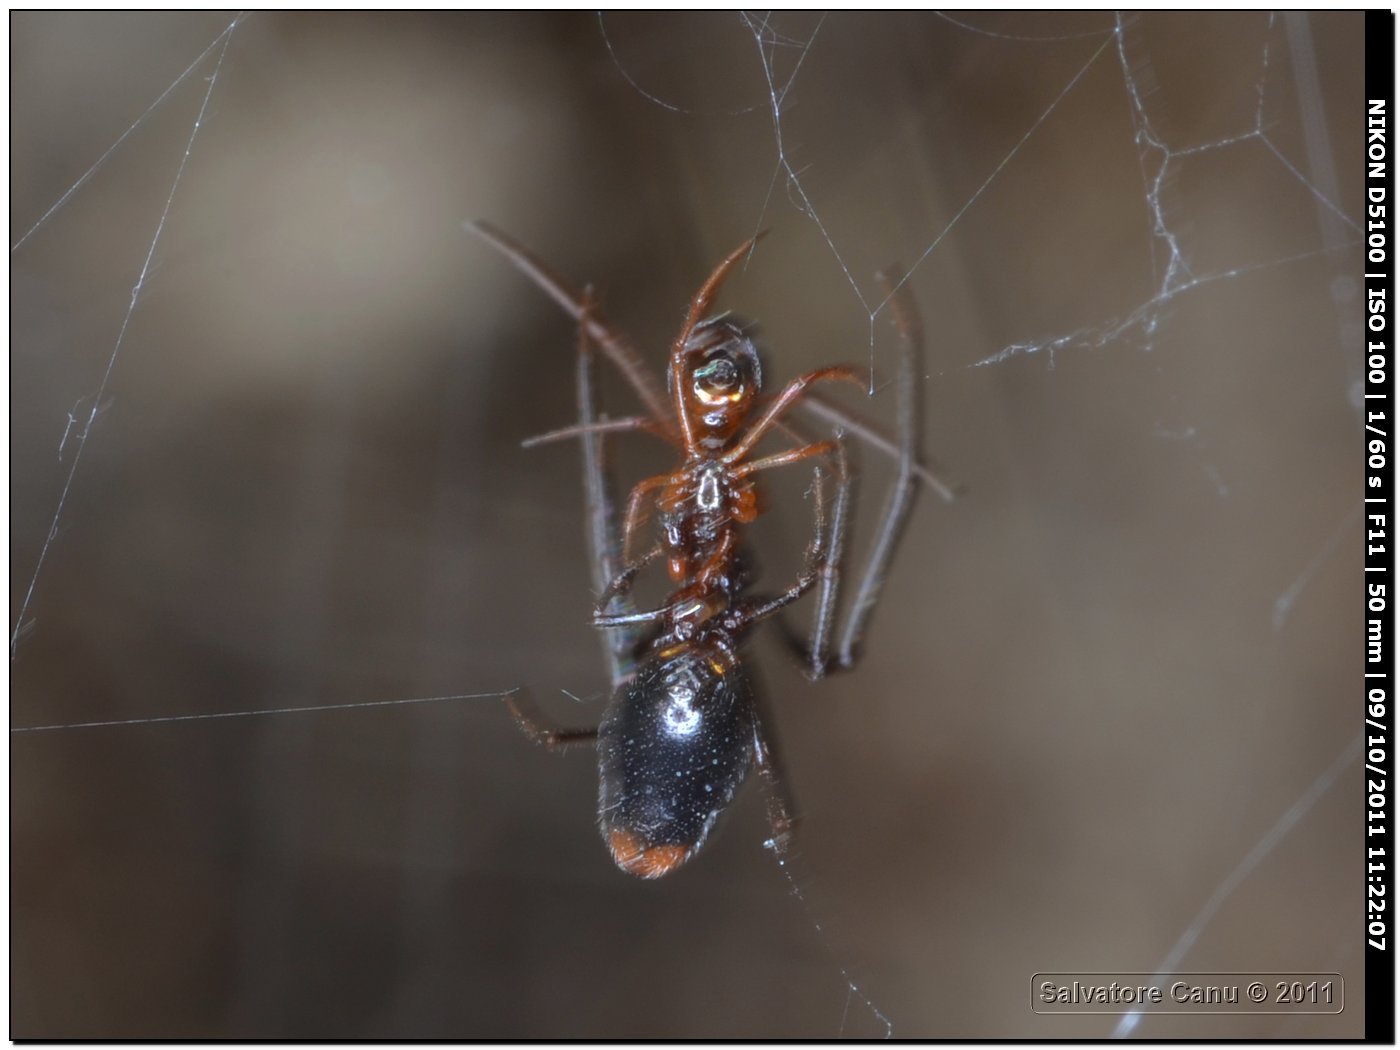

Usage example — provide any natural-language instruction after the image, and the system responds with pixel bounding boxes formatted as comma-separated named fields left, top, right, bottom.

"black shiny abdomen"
left=597, top=642, right=754, bottom=858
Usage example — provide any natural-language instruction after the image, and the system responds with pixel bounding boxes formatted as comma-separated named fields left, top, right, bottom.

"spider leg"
left=506, top=690, right=598, bottom=752
left=751, top=688, right=895, bottom=1038
left=803, top=438, right=852, bottom=679
left=594, top=543, right=663, bottom=617
left=521, top=415, right=670, bottom=449
left=798, top=393, right=958, bottom=503
left=751, top=705, right=798, bottom=863
left=575, top=289, right=640, bottom=689
left=736, top=440, right=851, bottom=678
left=730, top=438, right=839, bottom=479
left=830, top=272, right=924, bottom=671
left=621, top=474, right=672, bottom=565
left=676, top=233, right=766, bottom=343
left=726, top=460, right=833, bottom=633
left=594, top=602, right=678, bottom=629
left=722, top=366, right=864, bottom=464
left=467, top=220, right=673, bottom=428
left=723, top=575, right=821, bottom=632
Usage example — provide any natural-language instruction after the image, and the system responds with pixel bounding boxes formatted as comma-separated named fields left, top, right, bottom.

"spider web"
left=11, top=12, right=1365, bottom=1039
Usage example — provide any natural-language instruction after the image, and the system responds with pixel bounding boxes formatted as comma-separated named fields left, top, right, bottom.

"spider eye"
left=693, top=357, right=744, bottom=404
left=699, top=358, right=737, bottom=388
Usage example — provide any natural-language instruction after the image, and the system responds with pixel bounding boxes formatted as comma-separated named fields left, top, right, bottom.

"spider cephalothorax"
left=675, top=316, right=763, bottom=450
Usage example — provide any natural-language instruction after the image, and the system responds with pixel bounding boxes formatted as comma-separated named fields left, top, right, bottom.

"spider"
left=469, top=222, right=928, bottom=878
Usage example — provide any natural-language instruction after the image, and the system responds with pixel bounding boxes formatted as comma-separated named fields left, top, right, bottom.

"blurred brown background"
left=11, top=11, right=1366, bottom=1038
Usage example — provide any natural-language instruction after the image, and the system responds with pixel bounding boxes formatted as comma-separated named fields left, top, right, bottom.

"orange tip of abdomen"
left=607, top=827, right=692, bottom=879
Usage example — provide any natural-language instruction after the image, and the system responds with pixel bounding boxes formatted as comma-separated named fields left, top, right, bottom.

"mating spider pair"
left=470, top=222, right=930, bottom=879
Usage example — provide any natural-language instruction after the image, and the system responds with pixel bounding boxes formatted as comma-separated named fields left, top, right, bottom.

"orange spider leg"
left=521, top=415, right=674, bottom=449
left=683, top=526, right=740, bottom=593
left=731, top=439, right=839, bottom=480
left=467, top=220, right=674, bottom=431
left=722, top=367, right=864, bottom=464
left=621, top=473, right=673, bottom=564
